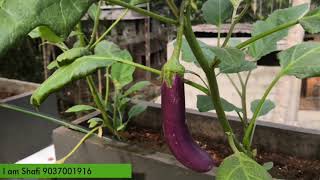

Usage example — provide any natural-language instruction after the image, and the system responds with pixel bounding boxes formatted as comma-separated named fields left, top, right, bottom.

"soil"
left=121, top=126, right=320, bottom=180
left=0, top=91, right=16, bottom=99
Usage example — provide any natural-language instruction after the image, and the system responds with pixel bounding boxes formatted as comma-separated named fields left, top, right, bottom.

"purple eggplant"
left=161, top=75, right=215, bottom=172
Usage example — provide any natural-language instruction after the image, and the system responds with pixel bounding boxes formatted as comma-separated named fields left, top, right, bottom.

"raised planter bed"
left=53, top=101, right=320, bottom=180
left=0, top=78, right=59, bottom=163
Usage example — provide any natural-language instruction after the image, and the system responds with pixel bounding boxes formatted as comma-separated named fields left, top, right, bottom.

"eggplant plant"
left=1, top=0, right=320, bottom=179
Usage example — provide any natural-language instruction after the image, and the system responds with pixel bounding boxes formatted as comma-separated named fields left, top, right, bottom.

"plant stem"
left=217, top=25, right=221, bottom=47
left=57, top=126, right=101, bottom=164
left=226, top=132, right=239, bottom=153
left=0, top=103, right=89, bottom=134
left=184, top=6, right=233, bottom=135
left=105, top=66, right=110, bottom=105
left=242, top=71, right=252, bottom=124
left=236, top=20, right=298, bottom=49
left=236, top=111, right=246, bottom=128
left=183, top=11, right=209, bottom=74
left=75, top=24, right=114, bottom=133
left=222, top=4, right=250, bottom=48
left=112, top=89, right=118, bottom=128
left=91, top=8, right=129, bottom=49
left=226, top=74, right=242, bottom=97
left=166, top=0, right=179, bottom=18
left=184, top=79, right=210, bottom=95
left=185, top=70, right=209, bottom=89
left=76, top=23, right=86, bottom=47
left=86, top=76, right=113, bottom=133
left=237, top=73, right=248, bottom=124
left=91, top=56, right=209, bottom=97
left=171, top=1, right=186, bottom=61
left=105, top=0, right=178, bottom=25
left=243, top=72, right=283, bottom=149
left=88, top=1, right=102, bottom=47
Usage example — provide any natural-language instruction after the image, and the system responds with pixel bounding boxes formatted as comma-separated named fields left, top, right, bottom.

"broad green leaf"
left=94, top=40, right=122, bottom=56
left=299, top=7, right=320, bottom=34
left=248, top=4, right=309, bottom=60
left=250, top=99, right=275, bottom=117
left=0, top=0, right=93, bottom=55
left=37, top=26, right=63, bottom=43
left=278, top=42, right=320, bottom=79
left=216, top=153, right=272, bottom=180
left=57, top=47, right=91, bottom=66
left=124, top=81, right=150, bottom=96
left=65, top=105, right=96, bottom=113
left=211, top=47, right=256, bottom=73
left=88, top=117, right=103, bottom=128
left=197, top=95, right=241, bottom=112
left=202, top=0, right=233, bottom=26
left=94, top=41, right=135, bottom=89
left=31, top=51, right=132, bottom=107
left=28, top=28, right=41, bottom=39
left=228, top=39, right=242, bottom=47
left=128, top=104, right=147, bottom=119
left=111, top=57, right=135, bottom=89
left=263, top=162, right=274, bottom=171
left=88, top=3, right=99, bottom=21
left=181, top=37, right=215, bottom=66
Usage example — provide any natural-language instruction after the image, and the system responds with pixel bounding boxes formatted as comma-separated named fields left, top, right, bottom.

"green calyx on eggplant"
left=161, top=56, right=185, bottom=87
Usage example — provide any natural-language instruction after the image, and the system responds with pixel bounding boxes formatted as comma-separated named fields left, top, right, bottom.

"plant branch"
left=222, top=4, right=250, bottom=48
left=226, top=74, right=242, bottom=97
left=57, top=126, right=101, bottom=164
left=166, top=0, right=179, bottom=18
left=241, top=71, right=252, bottom=125
left=86, top=76, right=114, bottom=133
left=91, top=56, right=209, bottom=95
left=76, top=23, right=86, bottom=47
left=243, top=72, right=283, bottom=149
left=226, top=132, right=239, bottom=153
left=184, top=6, right=234, bottom=135
left=185, top=70, right=209, bottom=89
left=236, top=20, right=298, bottom=49
left=91, top=8, right=129, bottom=49
left=105, top=0, right=178, bottom=25
left=105, top=66, right=110, bottom=105
left=0, top=103, right=90, bottom=134
left=88, top=1, right=102, bottom=47
left=112, top=89, right=118, bottom=128
left=184, top=79, right=210, bottom=95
